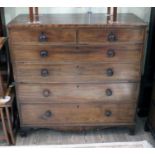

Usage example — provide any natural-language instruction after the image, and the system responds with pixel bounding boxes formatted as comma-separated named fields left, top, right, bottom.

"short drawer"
left=17, top=83, right=139, bottom=104
left=15, top=63, right=140, bottom=83
left=21, top=103, right=136, bottom=126
left=11, top=45, right=142, bottom=63
left=79, top=28, right=145, bottom=44
left=10, top=29, right=76, bottom=44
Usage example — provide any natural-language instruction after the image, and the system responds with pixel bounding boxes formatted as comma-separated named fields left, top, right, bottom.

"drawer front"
left=21, top=103, right=136, bottom=125
left=15, top=63, right=140, bottom=83
left=11, top=45, right=142, bottom=63
left=79, top=28, right=144, bottom=43
left=17, top=83, right=139, bottom=104
left=10, top=29, right=76, bottom=44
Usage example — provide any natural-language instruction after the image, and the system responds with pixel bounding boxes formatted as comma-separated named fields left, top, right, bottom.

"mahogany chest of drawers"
left=8, top=13, right=147, bottom=135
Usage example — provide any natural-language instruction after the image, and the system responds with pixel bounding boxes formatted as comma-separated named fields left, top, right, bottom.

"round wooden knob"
left=40, top=110, right=52, bottom=120
left=43, top=89, right=51, bottom=97
left=105, top=110, right=112, bottom=117
left=107, top=32, right=117, bottom=42
left=41, top=69, right=49, bottom=77
left=40, top=50, right=48, bottom=57
left=107, top=49, right=115, bottom=57
left=106, top=68, right=113, bottom=76
left=39, top=32, right=48, bottom=42
left=44, top=110, right=52, bottom=117
left=106, top=89, right=112, bottom=96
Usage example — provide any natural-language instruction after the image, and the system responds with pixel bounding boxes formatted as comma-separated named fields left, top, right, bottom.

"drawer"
left=11, top=45, right=142, bottom=63
left=15, top=63, right=140, bottom=83
left=21, top=103, right=136, bottom=126
left=10, top=29, right=76, bottom=44
left=79, top=28, right=144, bottom=44
left=17, top=83, right=139, bottom=104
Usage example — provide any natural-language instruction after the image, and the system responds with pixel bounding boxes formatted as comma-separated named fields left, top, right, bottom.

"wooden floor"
left=0, top=117, right=155, bottom=146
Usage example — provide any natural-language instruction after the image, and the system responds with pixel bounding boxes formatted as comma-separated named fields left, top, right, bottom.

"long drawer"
left=11, top=45, right=142, bottom=63
left=79, top=28, right=145, bottom=43
left=21, top=103, right=136, bottom=126
left=14, top=63, right=140, bottom=83
left=10, top=29, right=76, bottom=44
left=16, top=83, right=139, bottom=104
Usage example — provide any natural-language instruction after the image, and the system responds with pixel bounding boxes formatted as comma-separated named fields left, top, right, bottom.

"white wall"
left=4, top=7, right=151, bottom=24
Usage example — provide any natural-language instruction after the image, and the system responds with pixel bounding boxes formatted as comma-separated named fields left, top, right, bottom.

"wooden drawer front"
left=15, top=63, right=140, bottom=83
left=21, top=103, right=135, bottom=125
left=10, top=29, right=76, bottom=44
left=79, top=29, right=144, bottom=43
left=17, top=83, right=139, bottom=104
left=12, top=45, right=142, bottom=63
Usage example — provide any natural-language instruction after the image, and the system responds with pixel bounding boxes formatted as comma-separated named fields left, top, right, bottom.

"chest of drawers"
left=8, top=13, right=147, bottom=135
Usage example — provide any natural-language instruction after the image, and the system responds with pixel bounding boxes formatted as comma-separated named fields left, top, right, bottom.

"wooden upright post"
left=29, top=7, right=39, bottom=23
left=107, top=7, right=117, bottom=22
left=29, top=7, right=34, bottom=22
left=113, top=7, right=117, bottom=21
left=35, top=7, right=39, bottom=21
left=35, top=7, right=38, bottom=16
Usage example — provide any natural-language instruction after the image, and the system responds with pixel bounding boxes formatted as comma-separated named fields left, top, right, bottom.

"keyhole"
left=77, top=105, right=80, bottom=109
left=76, top=65, right=79, bottom=68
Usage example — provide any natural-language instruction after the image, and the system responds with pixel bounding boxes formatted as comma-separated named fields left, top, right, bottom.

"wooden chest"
left=8, top=13, right=147, bottom=134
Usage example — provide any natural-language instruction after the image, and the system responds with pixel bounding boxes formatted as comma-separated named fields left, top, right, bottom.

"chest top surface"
left=8, top=13, right=147, bottom=29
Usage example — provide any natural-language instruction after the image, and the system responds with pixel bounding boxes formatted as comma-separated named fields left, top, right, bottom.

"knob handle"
left=41, top=110, right=52, bottom=120
left=40, top=50, right=48, bottom=57
left=105, top=110, right=112, bottom=117
left=106, top=89, right=112, bottom=96
left=43, top=89, right=51, bottom=97
left=107, top=49, right=115, bottom=57
left=44, top=110, right=52, bottom=117
left=106, top=68, right=113, bottom=76
left=107, top=32, right=117, bottom=42
left=39, top=32, right=48, bottom=42
left=41, top=69, right=49, bottom=77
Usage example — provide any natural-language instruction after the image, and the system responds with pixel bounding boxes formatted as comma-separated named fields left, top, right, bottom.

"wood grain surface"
left=8, top=13, right=147, bottom=130
left=16, top=83, right=139, bottom=104
left=11, top=44, right=142, bottom=63
left=21, top=103, right=136, bottom=126
left=14, top=63, right=140, bottom=83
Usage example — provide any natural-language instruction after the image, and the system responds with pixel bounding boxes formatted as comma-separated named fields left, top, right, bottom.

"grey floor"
left=0, top=117, right=155, bottom=147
